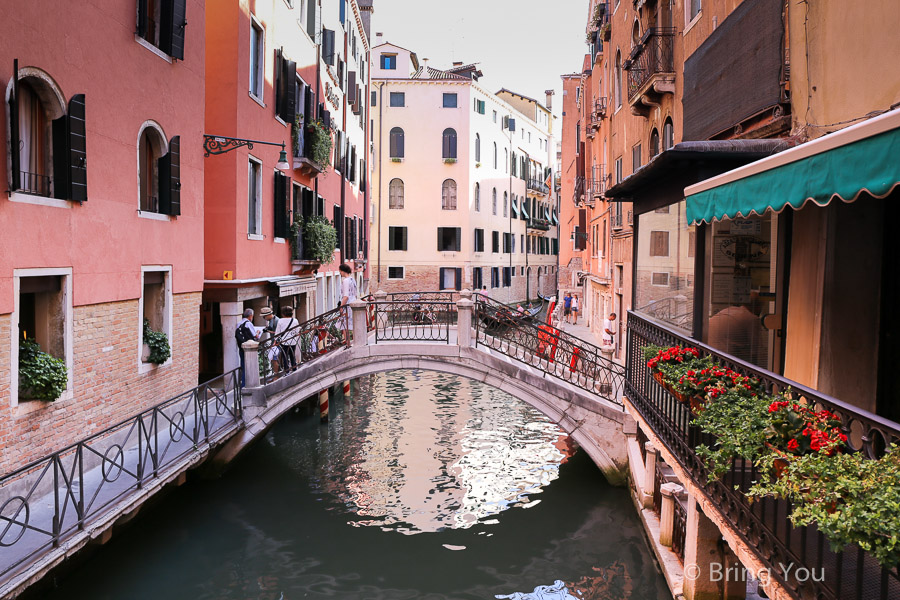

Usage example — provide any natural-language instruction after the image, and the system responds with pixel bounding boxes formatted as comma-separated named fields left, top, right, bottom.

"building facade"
left=370, top=41, right=558, bottom=303
left=0, top=0, right=205, bottom=471
left=202, top=0, right=371, bottom=379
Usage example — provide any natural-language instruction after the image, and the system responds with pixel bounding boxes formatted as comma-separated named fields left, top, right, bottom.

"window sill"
left=684, top=12, right=702, bottom=35
left=14, top=388, right=74, bottom=413
left=249, top=91, right=266, bottom=108
left=9, top=191, right=72, bottom=209
left=134, top=35, right=174, bottom=63
left=248, top=233, right=264, bottom=241
left=274, top=237, right=286, bottom=244
left=275, top=115, right=289, bottom=127
left=139, top=357, right=172, bottom=374
left=138, top=210, right=173, bottom=221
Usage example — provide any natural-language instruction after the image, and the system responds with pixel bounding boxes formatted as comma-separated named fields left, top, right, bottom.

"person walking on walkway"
left=275, top=306, right=300, bottom=371
left=571, top=295, right=580, bottom=325
left=603, top=312, right=617, bottom=352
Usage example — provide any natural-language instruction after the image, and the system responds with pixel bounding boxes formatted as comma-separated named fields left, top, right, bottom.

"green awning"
left=686, top=109, right=900, bottom=224
left=521, top=202, right=529, bottom=219
left=512, top=199, right=520, bottom=217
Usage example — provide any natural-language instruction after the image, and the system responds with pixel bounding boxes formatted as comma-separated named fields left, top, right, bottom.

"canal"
left=36, top=370, right=670, bottom=600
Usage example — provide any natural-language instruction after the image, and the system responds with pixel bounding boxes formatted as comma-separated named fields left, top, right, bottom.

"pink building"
left=0, top=0, right=205, bottom=470
left=202, top=0, right=372, bottom=379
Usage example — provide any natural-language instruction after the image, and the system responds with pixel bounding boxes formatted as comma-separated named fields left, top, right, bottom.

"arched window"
left=503, top=191, right=508, bottom=217
left=390, top=127, right=404, bottom=158
left=631, top=20, right=641, bottom=48
left=615, top=51, right=623, bottom=108
left=492, top=188, right=497, bottom=215
left=138, top=123, right=167, bottom=212
left=475, top=133, right=481, bottom=162
left=493, top=142, right=498, bottom=169
left=504, top=149, right=509, bottom=173
left=474, top=183, right=481, bottom=211
left=649, top=128, right=660, bottom=158
left=442, top=128, right=457, bottom=159
left=442, top=179, right=457, bottom=210
left=663, top=118, right=674, bottom=150
left=389, top=178, right=404, bottom=209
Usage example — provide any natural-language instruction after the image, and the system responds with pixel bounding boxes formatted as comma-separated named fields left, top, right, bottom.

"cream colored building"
left=369, top=41, right=559, bottom=302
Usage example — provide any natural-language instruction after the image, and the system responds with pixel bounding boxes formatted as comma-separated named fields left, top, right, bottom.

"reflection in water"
left=37, top=369, right=669, bottom=600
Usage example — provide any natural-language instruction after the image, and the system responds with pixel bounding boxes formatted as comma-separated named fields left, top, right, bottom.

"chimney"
left=545, top=89, right=555, bottom=110
left=375, top=32, right=383, bottom=43
left=422, top=58, right=429, bottom=70
left=453, top=61, right=463, bottom=67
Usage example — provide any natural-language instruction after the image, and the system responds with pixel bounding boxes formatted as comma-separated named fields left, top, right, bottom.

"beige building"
left=369, top=41, right=559, bottom=302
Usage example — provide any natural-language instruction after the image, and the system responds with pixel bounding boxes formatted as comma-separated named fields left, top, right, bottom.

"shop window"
left=13, top=269, right=72, bottom=404
left=388, top=266, right=404, bottom=279
left=140, top=267, right=172, bottom=371
left=136, top=0, right=187, bottom=60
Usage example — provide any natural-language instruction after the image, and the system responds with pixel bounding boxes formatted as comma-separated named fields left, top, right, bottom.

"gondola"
left=479, top=301, right=542, bottom=328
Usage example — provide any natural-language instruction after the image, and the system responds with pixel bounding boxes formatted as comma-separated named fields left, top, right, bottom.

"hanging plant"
left=303, top=216, right=338, bottom=264
left=290, top=213, right=305, bottom=260
left=306, top=120, right=333, bottom=167
left=19, top=337, right=67, bottom=401
left=143, top=319, right=171, bottom=364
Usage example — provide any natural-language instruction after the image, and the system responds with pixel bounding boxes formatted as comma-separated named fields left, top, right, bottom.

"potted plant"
left=306, top=120, right=333, bottom=167
left=643, top=344, right=704, bottom=397
left=693, top=390, right=775, bottom=477
left=302, top=215, right=338, bottom=263
left=443, top=158, right=457, bottom=164
left=18, top=337, right=67, bottom=401
left=600, top=22, right=611, bottom=41
left=142, top=319, right=171, bottom=364
left=749, top=447, right=900, bottom=569
left=391, top=157, right=402, bottom=163
left=765, top=399, right=847, bottom=457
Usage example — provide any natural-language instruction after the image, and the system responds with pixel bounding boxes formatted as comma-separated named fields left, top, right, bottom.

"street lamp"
left=203, top=135, right=291, bottom=170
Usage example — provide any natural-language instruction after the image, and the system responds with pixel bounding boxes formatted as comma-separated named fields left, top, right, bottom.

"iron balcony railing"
left=474, top=296, right=625, bottom=405
left=624, top=28, right=676, bottom=102
left=527, top=177, right=550, bottom=195
left=573, top=175, right=585, bottom=204
left=590, top=97, right=608, bottom=129
left=612, top=211, right=623, bottom=229
left=591, top=164, right=606, bottom=198
left=625, top=311, right=900, bottom=600
left=527, top=217, right=551, bottom=231
left=0, top=370, right=242, bottom=583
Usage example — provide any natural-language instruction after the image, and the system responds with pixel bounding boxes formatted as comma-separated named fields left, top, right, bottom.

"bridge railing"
left=625, top=310, right=900, bottom=600
left=473, top=296, right=625, bottom=406
left=373, top=292, right=457, bottom=343
left=0, top=369, right=241, bottom=583
left=257, top=306, right=349, bottom=385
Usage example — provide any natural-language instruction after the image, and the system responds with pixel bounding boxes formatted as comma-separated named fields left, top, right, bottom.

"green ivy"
left=19, top=337, right=67, bottom=401
left=306, top=120, right=333, bottom=167
left=143, top=319, right=171, bottom=364
left=303, top=216, right=337, bottom=263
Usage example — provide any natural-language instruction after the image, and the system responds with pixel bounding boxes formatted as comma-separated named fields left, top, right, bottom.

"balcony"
left=589, top=97, right=607, bottom=130
left=292, top=122, right=329, bottom=177
left=527, top=217, right=551, bottom=231
left=590, top=164, right=606, bottom=198
left=624, top=312, right=900, bottom=600
left=623, top=28, right=676, bottom=111
left=527, top=177, right=550, bottom=195
left=573, top=175, right=585, bottom=205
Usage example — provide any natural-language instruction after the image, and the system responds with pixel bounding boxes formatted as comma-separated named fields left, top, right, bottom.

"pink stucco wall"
left=0, top=0, right=206, bottom=313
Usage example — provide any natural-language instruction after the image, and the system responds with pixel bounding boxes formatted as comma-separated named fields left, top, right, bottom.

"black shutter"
left=401, top=227, right=407, bottom=251
left=274, top=49, right=284, bottom=117
left=333, top=205, right=342, bottom=251
left=67, top=94, right=88, bottom=202
left=302, top=186, right=314, bottom=218
left=276, top=52, right=297, bottom=122
left=158, top=135, right=181, bottom=215
left=322, top=29, right=335, bottom=65
left=454, top=228, right=461, bottom=252
left=347, top=71, right=357, bottom=104
left=273, top=172, right=286, bottom=238
left=136, top=0, right=148, bottom=37
left=350, top=217, right=357, bottom=258
left=306, top=0, right=317, bottom=39
left=305, top=87, right=314, bottom=122
left=8, top=60, right=19, bottom=192
left=160, top=0, right=187, bottom=60
left=52, top=117, right=69, bottom=199
left=455, top=268, right=462, bottom=291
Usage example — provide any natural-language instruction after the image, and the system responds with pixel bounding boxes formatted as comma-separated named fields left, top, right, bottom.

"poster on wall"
left=730, top=219, right=762, bottom=235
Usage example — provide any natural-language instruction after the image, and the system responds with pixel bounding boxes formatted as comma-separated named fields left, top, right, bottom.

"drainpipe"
left=376, top=81, right=384, bottom=286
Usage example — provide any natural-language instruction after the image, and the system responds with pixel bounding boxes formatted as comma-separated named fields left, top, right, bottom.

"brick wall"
left=0, top=292, right=201, bottom=473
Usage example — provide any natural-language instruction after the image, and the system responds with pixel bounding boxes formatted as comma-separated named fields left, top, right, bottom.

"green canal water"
left=37, top=370, right=670, bottom=600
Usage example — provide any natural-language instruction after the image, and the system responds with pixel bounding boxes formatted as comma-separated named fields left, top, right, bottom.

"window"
left=493, top=142, right=498, bottom=169
left=371, top=90, right=377, bottom=106
left=389, top=178, right=404, bottom=209
left=503, top=232, right=511, bottom=253
left=663, top=118, right=674, bottom=150
left=650, top=231, right=669, bottom=256
left=442, top=93, right=458, bottom=108
left=474, top=99, right=486, bottom=114
left=474, top=183, right=481, bottom=211
left=615, top=51, right=622, bottom=108
left=472, top=267, right=483, bottom=289
left=491, top=267, right=500, bottom=288
left=138, top=124, right=180, bottom=216
left=439, top=267, right=462, bottom=291
left=651, top=272, right=670, bottom=287
left=247, top=158, right=262, bottom=236
left=689, top=0, right=701, bottom=21
left=437, top=227, right=461, bottom=251
left=442, top=128, right=457, bottom=159
left=492, top=188, right=497, bottom=215
left=441, top=179, right=457, bottom=210
left=503, top=192, right=508, bottom=217
left=492, top=230, right=499, bottom=253
left=136, top=0, right=187, bottom=60
left=388, top=226, right=407, bottom=251
left=13, top=268, right=73, bottom=404
left=615, top=157, right=623, bottom=184
left=649, top=129, right=660, bottom=158
left=249, top=17, right=264, bottom=98
left=474, top=228, right=485, bottom=252
left=502, top=267, right=512, bottom=287
left=387, top=266, right=404, bottom=279
left=140, top=267, right=173, bottom=371
left=475, top=134, right=481, bottom=162
left=504, top=149, right=508, bottom=173
left=389, top=92, right=405, bottom=107
left=389, top=127, right=404, bottom=158
left=632, top=143, right=642, bottom=173
left=381, top=54, right=397, bottom=69
left=493, top=110, right=498, bottom=123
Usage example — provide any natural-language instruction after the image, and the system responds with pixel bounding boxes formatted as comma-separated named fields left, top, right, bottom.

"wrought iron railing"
left=590, top=98, right=607, bottom=128
left=257, top=306, right=350, bottom=384
left=474, top=297, right=625, bottom=405
left=373, top=293, right=457, bottom=343
left=527, top=178, right=550, bottom=195
left=574, top=175, right=585, bottom=204
left=16, top=171, right=52, bottom=197
left=624, top=28, right=675, bottom=102
left=672, top=497, right=687, bottom=561
left=528, top=217, right=551, bottom=231
left=625, top=311, right=900, bottom=600
left=0, top=370, right=242, bottom=582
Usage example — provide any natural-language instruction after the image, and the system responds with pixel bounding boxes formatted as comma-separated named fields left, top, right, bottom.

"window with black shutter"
left=158, top=136, right=181, bottom=216
left=474, top=228, right=484, bottom=252
left=137, top=0, right=187, bottom=60
left=273, top=171, right=290, bottom=237
left=492, top=231, right=499, bottom=253
left=437, top=227, right=461, bottom=252
left=389, top=127, right=404, bottom=158
left=306, top=0, right=317, bottom=39
left=442, top=128, right=457, bottom=159
left=503, top=267, right=511, bottom=287
left=275, top=49, right=297, bottom=123
left=322, top=28, right=335, bottom=66
left=333, top=205, right=343, bottom=252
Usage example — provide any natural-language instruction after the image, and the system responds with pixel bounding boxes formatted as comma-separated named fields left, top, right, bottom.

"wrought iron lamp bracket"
left=203, top=135, right=285, bottom=157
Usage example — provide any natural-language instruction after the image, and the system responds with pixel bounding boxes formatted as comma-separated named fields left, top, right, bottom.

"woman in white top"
left=339, top=263, right=358, bottom=343
left=571, top=295, right=579, bottom=324
left=274, top=305, right=299, bottom=371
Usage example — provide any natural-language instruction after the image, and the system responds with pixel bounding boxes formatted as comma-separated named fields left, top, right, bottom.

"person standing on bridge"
left=571, top=295, right=580, bottom=325
left=563, top=293, right=572, bottom=323
left=275, top=305, right=299, bottom=371
left=339, top=263, right=358, bottom=344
